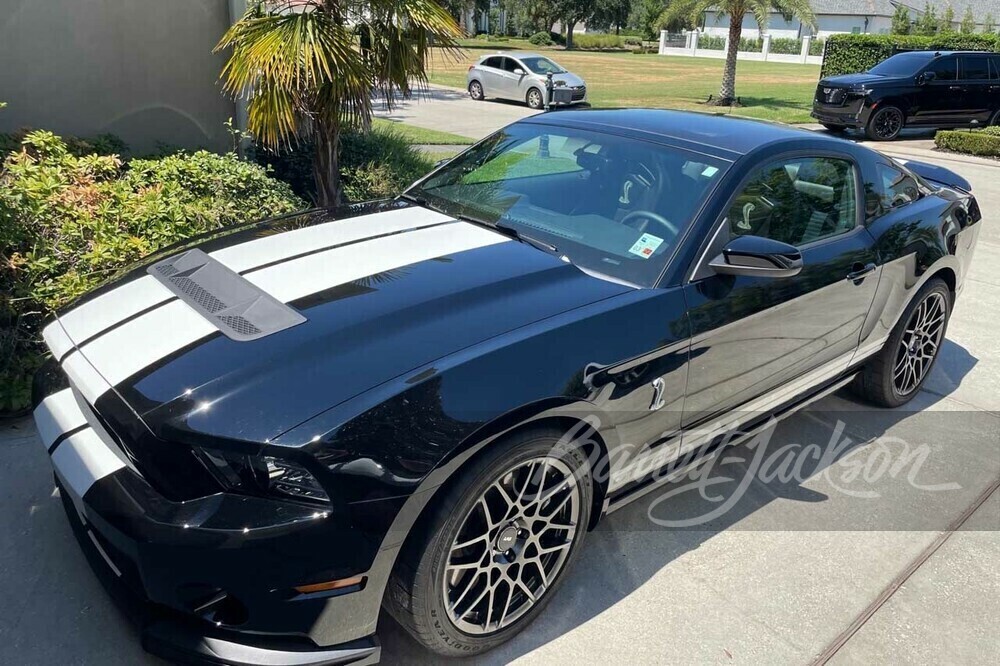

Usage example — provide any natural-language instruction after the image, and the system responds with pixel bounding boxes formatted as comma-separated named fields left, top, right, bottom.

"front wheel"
left=866, top=105, right=904, bottom=141
left=852, top=278, right=951, bottom=407
left=526, top=88, right=545, bottom=110
left=469, top=80, right=484, bottom=101
left=385, top=427, right=592, bottom=657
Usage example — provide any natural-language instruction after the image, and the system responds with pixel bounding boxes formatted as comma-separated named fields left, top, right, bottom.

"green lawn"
left=372, top=118, right=473, bottom=145
left=427, top=49, right=822, bottom=124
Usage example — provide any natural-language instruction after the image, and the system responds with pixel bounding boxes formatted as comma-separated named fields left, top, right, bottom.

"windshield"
left=520, top=56, right=565, bottom=75
left=868, top=52, right=933, bottom=77
left=408, top=124, right=728, bottom=287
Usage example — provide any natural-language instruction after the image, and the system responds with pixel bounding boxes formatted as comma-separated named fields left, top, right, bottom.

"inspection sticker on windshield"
left=628, top=233, right=664, bottom=259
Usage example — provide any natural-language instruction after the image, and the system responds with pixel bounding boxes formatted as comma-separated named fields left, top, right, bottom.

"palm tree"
left=659, top=1, right=816, bottom=106
left=216, top=1, right=462, bottom=207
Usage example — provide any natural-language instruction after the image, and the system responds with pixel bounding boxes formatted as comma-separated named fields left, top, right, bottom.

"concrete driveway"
left=1, top=132, right=997, bottom=664
left=374, top=85, right=538, bottom=141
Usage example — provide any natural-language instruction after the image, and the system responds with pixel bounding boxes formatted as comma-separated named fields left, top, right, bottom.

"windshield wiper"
left=493, top=222, right=559, bottom=253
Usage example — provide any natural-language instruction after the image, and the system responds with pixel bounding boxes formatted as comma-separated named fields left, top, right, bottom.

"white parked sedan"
left=466, top=52, right=587, bottom=109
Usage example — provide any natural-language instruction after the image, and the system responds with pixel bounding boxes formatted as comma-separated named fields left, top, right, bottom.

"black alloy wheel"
left=866, top=106, right=904, bottom=141
left=385, top=427, right=592, bottom=657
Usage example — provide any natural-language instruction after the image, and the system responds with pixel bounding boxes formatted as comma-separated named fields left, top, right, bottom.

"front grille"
left=816, top=86, right=846, bottom=105
left=572, top=86, right=586, bottom=101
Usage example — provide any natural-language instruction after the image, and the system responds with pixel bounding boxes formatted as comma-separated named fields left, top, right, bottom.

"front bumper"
left=811, top=99, right=869, bottom=128
left=34, top=386, right=390, bottom=665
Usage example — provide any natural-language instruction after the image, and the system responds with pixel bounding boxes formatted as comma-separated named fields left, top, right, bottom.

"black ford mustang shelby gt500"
left=33, top=110, right=981, bottom=664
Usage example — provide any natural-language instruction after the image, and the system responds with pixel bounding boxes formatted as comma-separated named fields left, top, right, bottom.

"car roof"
left=479, top=52, right=551, bottom=61
left=891, top=50, right=994, bottom=57
left=518, top=108, right=848, bottom=160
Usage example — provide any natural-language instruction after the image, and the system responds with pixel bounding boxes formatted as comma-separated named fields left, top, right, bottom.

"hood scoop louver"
left=149, top=249, right=305, bottom=341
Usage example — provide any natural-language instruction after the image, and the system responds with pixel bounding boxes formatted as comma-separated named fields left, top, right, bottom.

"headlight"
left=194, top=447, right=330, bottom=504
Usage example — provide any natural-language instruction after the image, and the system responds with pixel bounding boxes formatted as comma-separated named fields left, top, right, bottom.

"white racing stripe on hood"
left=212, top=206, right=451, bottom=273
left=71, top=220, right=508, bottom=397
left=47, top=207, right=454, bottom=352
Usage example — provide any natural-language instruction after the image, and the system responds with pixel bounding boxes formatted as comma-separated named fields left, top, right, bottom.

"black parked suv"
left=812, top=50, right=1000, bottom=140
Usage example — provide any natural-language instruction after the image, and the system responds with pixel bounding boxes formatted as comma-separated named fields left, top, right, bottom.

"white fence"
left=658, top=30, right=823, bottom=65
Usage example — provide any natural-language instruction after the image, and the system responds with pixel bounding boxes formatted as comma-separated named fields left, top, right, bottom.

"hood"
left=45, top=202, right=629, bottom=444
left=546, top=72, right=585, bottom=88
left=819, top=72, right=903, bottom=88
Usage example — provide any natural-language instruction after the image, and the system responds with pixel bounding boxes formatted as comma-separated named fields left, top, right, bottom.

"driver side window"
left=728, top=156, right=858, bottom=247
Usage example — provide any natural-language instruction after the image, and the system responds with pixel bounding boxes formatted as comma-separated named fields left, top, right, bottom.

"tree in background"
left=589, top=0, right=633, bottom=34
left=632, top=0, right=675, bottom=39
left=891, top=4, right=911, bottom=35
left=217, top=1, right=461, bottom=207
left=658, top=1, right=816, bottom=106
left=938, top=4, right=955, bottom=33
left=914, top=3, right=938, bottom=35
left=984, top=12, right=996, bottom=33
left=959, top=5, right=976, bottom=34
left=554, top=0, right=596, bottom=47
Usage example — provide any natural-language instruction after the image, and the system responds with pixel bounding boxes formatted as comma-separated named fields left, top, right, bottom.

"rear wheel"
left=866, top=105, right=904, bottom=141
left=526, top=88, right=545, bottom=110
left=385, top=427, right=592, bottom=657
left=822, top=123, right=847, bottom=133
left=852, top=278, right=951, bottom=407
left=469, top=80, right=484, bottom=101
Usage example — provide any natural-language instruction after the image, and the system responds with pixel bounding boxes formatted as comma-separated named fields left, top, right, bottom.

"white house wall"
left=702, top=12, right=894, bottom=39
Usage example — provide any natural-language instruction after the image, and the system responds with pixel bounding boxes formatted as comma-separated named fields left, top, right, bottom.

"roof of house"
left=712, top=0, right=998, bottom=19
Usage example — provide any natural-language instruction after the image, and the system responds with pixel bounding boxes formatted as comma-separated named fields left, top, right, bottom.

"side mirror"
left=513, top=68, right=526, bottom=76
left=709, top=235, right=803, bottom=278
left=919, top=70, right=936, bottom=85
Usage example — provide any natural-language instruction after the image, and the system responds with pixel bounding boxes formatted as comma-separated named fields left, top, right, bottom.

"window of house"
left=728, top=157, right=858, bottom=247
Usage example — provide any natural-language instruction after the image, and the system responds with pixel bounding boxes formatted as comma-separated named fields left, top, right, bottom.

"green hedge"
left=528, top=31, right=554, bottom=46
left=0, top=132, right=303, bottom=414
left=821, top=33, right=1000, bottom=77
left=570, top=34, right=624, bottom=50
left=935, top=129, right=1000, bottom=157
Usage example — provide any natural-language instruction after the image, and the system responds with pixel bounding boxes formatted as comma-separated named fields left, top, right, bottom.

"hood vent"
left=148, top=249, right=305, bottom=341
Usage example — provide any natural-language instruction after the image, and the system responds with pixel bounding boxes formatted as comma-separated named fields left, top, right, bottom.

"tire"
left=865, top=105, right=904, bottom=141
left=852, top=277, right=951, bottom=408
left=385, top=427, right=593, bottom=657
left=469, top=80, right=484, bottom=101
left=526, top=87, right=545, bottom=110
left=989, top=109, right=1000, bottom=127
left=822, top=123, right=847, bottom=133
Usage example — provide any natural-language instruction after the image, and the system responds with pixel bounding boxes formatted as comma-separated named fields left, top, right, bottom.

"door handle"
left=948, top=85, right=965, bottom=91
left=846, top=262, right=877, bottom=284
left=650, top=377, right=666, bottom=411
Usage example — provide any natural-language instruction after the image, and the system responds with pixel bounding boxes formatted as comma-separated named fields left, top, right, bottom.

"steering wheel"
left=621, top=210, right=679, bottom=240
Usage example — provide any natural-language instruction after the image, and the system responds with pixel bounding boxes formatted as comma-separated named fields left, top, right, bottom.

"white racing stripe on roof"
left=62, top=351, right=115, bottom=406
left=72, top=221, right=508, bottom=394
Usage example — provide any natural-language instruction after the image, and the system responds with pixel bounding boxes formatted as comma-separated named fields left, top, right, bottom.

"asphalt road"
left=1, top=112, right=998, bottom=665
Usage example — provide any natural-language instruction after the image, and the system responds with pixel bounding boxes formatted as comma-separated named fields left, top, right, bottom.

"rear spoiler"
left=896, top=158, right=972, bottom=192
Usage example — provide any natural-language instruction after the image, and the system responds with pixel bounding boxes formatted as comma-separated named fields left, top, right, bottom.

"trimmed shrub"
left=571, top=34, right=624, bottom=50
left=739, top=37, right=763, bottom=53
left=934, top=129, right=1000, bottom=157
left=770, top=37, right=801, bottom=55
left=699, top=35, right=725, bottom=50
left=528, top=31, right=554, bottom=46
left=0, top=131, right=303, bottom=414
left=809, top=37, right=826, bottom=57
left=256, top=125, right=433, bottom=204
left=822, top=33, right=1000, bottom=77
left=623, top=36, right=642, bottom=46
left=1, top=128, right=128, bottom=159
